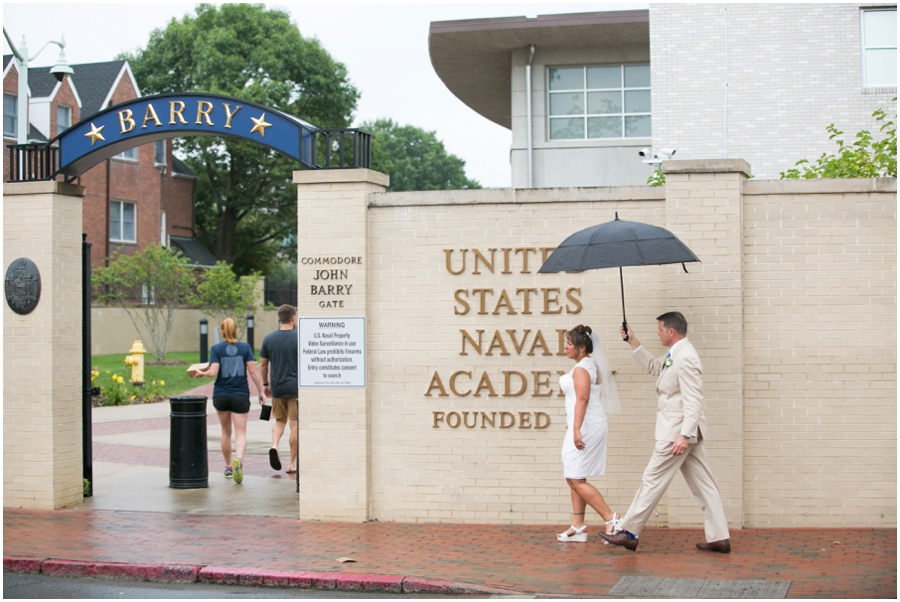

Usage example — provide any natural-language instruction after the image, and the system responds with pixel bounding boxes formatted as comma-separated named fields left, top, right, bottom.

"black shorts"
left=213, top=395, right=251, bottom=414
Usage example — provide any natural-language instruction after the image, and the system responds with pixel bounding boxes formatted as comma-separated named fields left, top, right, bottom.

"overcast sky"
left=4, top=2, right=645, bottom=188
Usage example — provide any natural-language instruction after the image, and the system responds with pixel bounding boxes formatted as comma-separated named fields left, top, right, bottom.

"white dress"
left=559, top=357, right=608, bottom=479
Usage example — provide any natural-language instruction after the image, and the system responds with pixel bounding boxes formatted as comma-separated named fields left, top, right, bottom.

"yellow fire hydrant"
left=124, top=340, right=146, bottom=385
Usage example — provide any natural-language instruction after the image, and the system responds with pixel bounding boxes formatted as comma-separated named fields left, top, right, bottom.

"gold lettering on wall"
left=453, top=287, right=581, bottom=316
left=223, top=103, right=242, bottom=129
left=431, top=410, right=551, bottom=429
left=118, top=109, right=135, bottom=133
left=142, top=104, right=162, bottom=128
left=472, top=249, right=496, bottom=274
left=429, top=246, right=585, bottom=428
left=195, top=101, right=215, bottom=126
left=445, top=249, right=468, bottom=275
left=169, top=101, right=188, bottom=125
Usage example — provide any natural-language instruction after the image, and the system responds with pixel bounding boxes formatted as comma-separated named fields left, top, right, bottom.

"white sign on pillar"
left=298, top=317, right=366, bottom=388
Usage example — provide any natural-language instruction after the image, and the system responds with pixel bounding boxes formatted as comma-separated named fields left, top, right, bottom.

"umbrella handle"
left=620, top=267, right=629, bottom=341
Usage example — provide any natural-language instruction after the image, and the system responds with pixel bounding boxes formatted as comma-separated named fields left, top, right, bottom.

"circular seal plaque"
left=5, top=257, right=41, bottom=315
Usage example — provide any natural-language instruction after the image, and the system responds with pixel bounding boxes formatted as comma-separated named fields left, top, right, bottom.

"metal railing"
left=6, top=143, right=59, bottom=182
left=313, top=128, right=371, bottom=169
left=264, top=281, right=298, bottom=307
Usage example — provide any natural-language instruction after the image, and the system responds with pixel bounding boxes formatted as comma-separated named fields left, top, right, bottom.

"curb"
left=3, top=555, right=524, bottom=596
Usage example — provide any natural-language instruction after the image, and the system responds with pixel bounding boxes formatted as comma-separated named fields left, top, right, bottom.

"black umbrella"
left=538, top=213, right=700, bottom=340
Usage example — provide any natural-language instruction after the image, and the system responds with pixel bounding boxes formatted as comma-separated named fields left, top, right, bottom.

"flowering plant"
left=663, top=358, right=674, bottom=369
left=102, top=373, right=131, bottom=406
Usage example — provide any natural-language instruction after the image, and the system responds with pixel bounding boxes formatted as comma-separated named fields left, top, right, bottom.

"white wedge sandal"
left=601, top=513, right=620, bottom=545
left=556, top=524, right=588, bottom=542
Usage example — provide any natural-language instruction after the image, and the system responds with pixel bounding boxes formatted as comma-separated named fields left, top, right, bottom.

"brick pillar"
left=3, top=181, right=85, bottom=508
left=293, top=169, right=389, bottom=521
left=662, top=159, right=750, bottom=530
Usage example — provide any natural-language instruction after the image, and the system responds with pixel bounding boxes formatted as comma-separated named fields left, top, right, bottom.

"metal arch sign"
left=55, top=93, right=317, bottom=177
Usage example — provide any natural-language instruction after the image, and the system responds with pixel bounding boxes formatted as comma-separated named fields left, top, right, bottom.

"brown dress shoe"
left=598, top=531, right=639, bottom=551
left=696, top=539, right=731, bottom=553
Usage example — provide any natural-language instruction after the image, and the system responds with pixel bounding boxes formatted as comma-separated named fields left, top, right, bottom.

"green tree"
left=123, top=3, right=359, bottom=275
left=781, top=101, right=896, bottom=179
left=192, top=261, right=259, bottom=341
left=93, top=245, right=195, bottom=360
left=363, top=119, right=481, bottom=191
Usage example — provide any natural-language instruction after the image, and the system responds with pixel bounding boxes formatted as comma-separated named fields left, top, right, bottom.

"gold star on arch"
left=84, top=123, right=105, bottom=146
left=249, top=113, right=272, bottom=137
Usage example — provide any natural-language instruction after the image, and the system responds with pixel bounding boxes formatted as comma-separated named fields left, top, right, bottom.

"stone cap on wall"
left=662, top=158, right=752, bottom=178
left=743, top=177, right=897, bottom=195
left=370, top=185, right=664, bottom=208
left=293, top=169, right=390, bottom=187
left=3, top=180, right=86, bottom=197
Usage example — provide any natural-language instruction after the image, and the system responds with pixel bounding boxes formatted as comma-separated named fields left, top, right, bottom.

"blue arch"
left=55, top=93, right=317, bottom=177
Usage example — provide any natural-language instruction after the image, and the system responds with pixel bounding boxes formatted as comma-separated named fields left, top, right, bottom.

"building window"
left=861, top=8, right=897, bottom=87
left=154, top=140, right=166, bottom=165
left=548, top=64, right=651, bottom=140
left=110, top=201, right=136, bottom=243
left=57, top=105, right=72, bottom=134
left=4, top=93, right=17, bottom=138
left=115, top=147, right=138, bottom=161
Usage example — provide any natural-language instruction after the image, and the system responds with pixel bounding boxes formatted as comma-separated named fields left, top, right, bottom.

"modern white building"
left=430, top=4, right=897, bottom=188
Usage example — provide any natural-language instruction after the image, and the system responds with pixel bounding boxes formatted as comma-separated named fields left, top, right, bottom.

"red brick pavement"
left=2, top=508, right=895, bottom=598
left=20, top=394, right=894, bottom=597
left=92, top=406, right=278, bottom=478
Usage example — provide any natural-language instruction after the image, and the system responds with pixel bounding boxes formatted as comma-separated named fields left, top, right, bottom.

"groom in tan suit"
left=599, top=312, right=731, bottom=553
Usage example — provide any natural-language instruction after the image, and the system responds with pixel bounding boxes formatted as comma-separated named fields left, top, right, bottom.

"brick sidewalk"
left=10, top=390, right=893, bottom=597
left=3, top=508, right=895, bottom=597
left=91, top=406, right=276, bottom=478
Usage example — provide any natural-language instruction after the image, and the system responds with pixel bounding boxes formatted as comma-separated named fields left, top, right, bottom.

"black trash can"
left=169, top=395, right=209, bottom=489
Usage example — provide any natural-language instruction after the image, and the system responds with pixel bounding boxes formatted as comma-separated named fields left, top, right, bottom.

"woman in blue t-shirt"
left=194, top=317, right=266, bottom=484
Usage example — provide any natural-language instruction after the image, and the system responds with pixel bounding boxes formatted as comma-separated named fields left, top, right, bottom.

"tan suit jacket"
left=633, top=339, right=706, bottom=443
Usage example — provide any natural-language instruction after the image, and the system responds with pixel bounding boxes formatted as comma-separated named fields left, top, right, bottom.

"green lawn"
left=92, top=351, right=205, bottom=401
left=92, top=349, right=262, bottom=403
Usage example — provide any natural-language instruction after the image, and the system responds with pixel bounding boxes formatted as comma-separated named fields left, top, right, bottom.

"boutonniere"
left=663, top=358, right=673, bottom=369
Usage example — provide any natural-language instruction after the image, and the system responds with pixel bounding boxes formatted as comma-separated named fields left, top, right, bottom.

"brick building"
left=3, top=56, right=214, bottom=270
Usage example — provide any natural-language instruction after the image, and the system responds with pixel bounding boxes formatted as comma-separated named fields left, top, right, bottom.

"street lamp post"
left=3, top=28, right=74, bottom=145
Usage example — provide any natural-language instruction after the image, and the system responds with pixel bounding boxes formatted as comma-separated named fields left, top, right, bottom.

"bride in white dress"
left=556, top=325, right=622, bottom=543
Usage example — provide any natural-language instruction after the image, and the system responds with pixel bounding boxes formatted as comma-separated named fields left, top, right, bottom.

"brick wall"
left=650, top=3, right=897, bottom=180
left=50, top=79, right=80, bottom=139
left=292, top=166, right=895, bottom=528
left=294, top=169, right=388, bottom=521
left=741, top=178, right=897, bottom=527
left=365, top=186, right=667, bottom=525
left=3, top=181, right=85, bottom=509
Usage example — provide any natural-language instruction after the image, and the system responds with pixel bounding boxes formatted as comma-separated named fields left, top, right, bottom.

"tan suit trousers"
left=618, top=437, right=730, bottom=543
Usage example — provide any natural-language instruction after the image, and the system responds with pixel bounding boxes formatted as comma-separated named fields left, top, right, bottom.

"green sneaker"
left=232, top=458, right=243, bottom=484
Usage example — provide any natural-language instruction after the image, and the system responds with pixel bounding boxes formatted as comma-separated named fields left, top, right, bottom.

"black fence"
left=7, top=143, right=59, bottom=182
left=313, top=128, right=371, bottom=169
left=265, top=281, right=297, bottom=307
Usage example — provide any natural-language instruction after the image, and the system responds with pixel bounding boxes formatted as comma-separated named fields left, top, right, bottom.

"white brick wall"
left=3, top=182, right=85, bottom=509
left=741, top=178, right=897, bottom=527
left=650, top=3, right=896, bottom=180
left=359, top=170, right=895, bottom=527
left=366, top=188, right=668, bottom=524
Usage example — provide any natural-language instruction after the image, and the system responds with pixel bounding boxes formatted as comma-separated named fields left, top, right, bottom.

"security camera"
left=659, top=148, right=677, bottom=158
left=638, top=148, right=651, bottom=157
